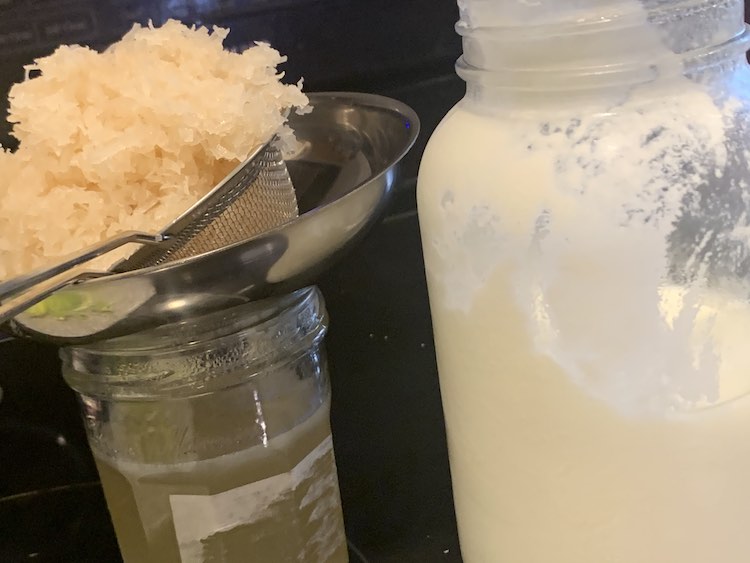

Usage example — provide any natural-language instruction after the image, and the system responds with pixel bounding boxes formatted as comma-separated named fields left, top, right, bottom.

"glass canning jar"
left=61, top=287, right=348, bottom=563
left=418, top=1, right=750, bottom=561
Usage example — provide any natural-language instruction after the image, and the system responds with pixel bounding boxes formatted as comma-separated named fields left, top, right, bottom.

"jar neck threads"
left=456, top=0, right=749, bottom=94
left=61, top=287, right=327, bottom=398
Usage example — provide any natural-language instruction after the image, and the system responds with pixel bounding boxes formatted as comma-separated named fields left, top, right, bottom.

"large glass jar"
left=418, top=1, right=750, bottom=561
left=61, top=287, right=348, bottom=563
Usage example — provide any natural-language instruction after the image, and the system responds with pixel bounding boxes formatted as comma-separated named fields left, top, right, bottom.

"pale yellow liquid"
left=94, top=403, right=348, bottom=563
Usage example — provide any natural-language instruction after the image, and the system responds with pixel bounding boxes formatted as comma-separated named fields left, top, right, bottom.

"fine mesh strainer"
left=0, top=137, right=298, bottom=324
left=114, top=140, right=298, bottom=271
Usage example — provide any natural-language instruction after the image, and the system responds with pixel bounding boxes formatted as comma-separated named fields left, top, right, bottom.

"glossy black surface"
left=320, top=188, right=461, bottom=562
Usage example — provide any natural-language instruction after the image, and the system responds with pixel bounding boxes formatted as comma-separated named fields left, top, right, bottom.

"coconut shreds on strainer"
left=0, top=19, right=309, bottom=280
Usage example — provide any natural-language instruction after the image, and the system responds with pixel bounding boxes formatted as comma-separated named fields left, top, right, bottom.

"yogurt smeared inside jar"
left=418, top=0, right=750, bottom=561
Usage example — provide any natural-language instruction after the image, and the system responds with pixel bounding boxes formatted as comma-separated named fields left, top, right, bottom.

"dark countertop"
left=321, top=190, right=462, bottom=563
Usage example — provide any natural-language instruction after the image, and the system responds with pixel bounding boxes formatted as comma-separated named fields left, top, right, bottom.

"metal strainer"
left=0, top=137, right=297, bottom=324
left=114, top=140, right=298, bottom=271
left=1, top=91, right=420, bottom=345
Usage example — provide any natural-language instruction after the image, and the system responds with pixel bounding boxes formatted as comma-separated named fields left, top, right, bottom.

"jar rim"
left=60, top=287, right=327, bottom=398
left=456, top=26, right=750, bottom=92
left=455, top=0, right=749, bottom=92
left=78, top=287, right=317, bottom=353
left=456, top=0, right=741, bottom=39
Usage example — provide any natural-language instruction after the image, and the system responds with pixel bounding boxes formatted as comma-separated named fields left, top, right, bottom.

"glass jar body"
left=61, top=287, right=348, bottom=563
left=418, top=1, right=750, bottom=561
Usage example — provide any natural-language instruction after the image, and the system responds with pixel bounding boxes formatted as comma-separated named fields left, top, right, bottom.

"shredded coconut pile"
left=0, top=19, right=308, bottom=279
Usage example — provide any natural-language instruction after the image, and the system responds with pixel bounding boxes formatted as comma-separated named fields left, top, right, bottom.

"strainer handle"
left=0, top=231, right=162, bottom=325
left=0, top=267, right=109, bottom=326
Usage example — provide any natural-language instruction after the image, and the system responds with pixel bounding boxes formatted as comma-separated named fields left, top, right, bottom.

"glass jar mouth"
left=82, top=288, right=317, bottom=355
left=456, top=9, right=642, bottom=42
left=456, top=25, right=750, bottom=92
left=456, top=0, right=741, bottom=41
left=455, top=0, right=749, bottom=93
left=61, top=287, right=328, bottom=398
